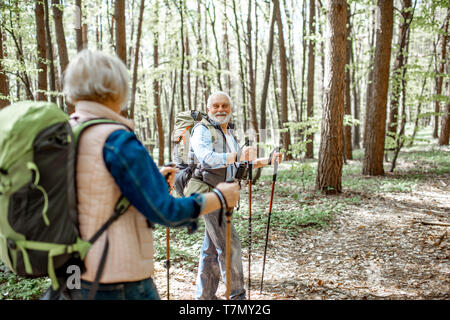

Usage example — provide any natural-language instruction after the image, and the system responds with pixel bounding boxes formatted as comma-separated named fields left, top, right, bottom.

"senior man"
left=184, top=91, right=282, bottom=300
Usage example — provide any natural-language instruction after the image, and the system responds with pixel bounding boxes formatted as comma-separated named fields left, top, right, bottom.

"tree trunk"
left=274, top=0, right=292, bottom=160
left=178, top=0, right=186, bottom=111
left=316, top=0, right=346, bottom=194
left=436, top=9, right=449, bottom=143
left=305, top=0, right=315, bottom=159
left=343, top=3, right=353, bottom=161
left=153, top=3, right=164, bottom=166
left=362, top=0, right=394, bottom=176
left=223, top=0, right=231, bottom=94
left=438, top=9, right=450, bottom=145
left=351, top=21, right=361, bottom=149
left=207, top=4, right=223, bottom=91
left=75, top=0, right=83, bottom=52
left=44, top=0, right=56, bottom=104
left=129, top=0, right=145, bottom=120
left=299, top=0, right=307, bottom=126
left=363, top=5, right=376, bottom=149
left=260, top=1, right=276, bottom=132
left=247, top=0, right=258, bottom=137
left=185, top=35, right=192, bottom=110
left=387, top=0, right=412, bottom=143
left=115, top=0, right=126, bottom=63
left=35, top=0, right=48, bottom=101
left=0, top=24, right=9, bottom=109
left=51, top=0, right=72, bottom=112
left=232, top=0, right=247, bottom=132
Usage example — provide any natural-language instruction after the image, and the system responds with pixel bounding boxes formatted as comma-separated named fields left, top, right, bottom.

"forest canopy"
left=0, top=0, right=449, bottom=191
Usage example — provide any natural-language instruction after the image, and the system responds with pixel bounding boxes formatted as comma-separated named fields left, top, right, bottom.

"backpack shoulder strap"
left=197, top=117, right=218, bottom=144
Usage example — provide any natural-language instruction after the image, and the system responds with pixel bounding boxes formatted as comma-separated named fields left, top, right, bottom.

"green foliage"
left=0, top=263, right=49, bottom=300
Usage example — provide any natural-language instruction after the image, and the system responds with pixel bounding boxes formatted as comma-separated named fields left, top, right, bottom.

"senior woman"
left=63, top=49, right=240, bottom=300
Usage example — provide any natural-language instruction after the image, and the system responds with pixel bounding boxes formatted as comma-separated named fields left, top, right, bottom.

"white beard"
left=208, top=111, right=232, bottom=125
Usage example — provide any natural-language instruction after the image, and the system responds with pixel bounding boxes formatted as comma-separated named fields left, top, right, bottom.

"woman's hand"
left=160, top=167, right=178, bottom=189
left=215, top=182, right=240, bottom=208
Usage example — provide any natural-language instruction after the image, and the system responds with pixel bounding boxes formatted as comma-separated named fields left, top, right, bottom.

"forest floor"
left=152, top=144, right=450, bottom=300
left=0, top=143, right=448, bottom=300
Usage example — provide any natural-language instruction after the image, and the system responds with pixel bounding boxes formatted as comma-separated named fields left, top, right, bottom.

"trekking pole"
left=163, top=163, right=175, bottom=300
left=225, top=206, right=233, bottom=300
left=260, top=148, right=279, bottom=294
left=248, top=151, right=253, bottom=299
left=215, top=180, right=235, bottom=300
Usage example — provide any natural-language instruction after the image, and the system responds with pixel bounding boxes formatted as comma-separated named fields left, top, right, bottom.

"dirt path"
left=153, top=161, right=449, bottom=300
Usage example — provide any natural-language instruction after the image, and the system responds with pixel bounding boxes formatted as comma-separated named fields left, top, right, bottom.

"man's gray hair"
left=207, top=91, right=234, bottom=109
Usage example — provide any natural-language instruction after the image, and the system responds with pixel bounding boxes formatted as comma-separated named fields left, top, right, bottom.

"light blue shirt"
left=190, top=124, right=240, bottom=181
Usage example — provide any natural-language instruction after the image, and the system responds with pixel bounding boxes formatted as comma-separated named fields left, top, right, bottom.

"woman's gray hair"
left=207, top=91, right=234, bottom=109
left=63, top=49, right=129, bottom=107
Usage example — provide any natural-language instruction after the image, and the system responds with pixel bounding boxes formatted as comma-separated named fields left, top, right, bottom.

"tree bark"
left=0, top=24, right=9, bottom=109
left=363, top=5, right=376, bottom=149
left=35, top=0, right=48, bottom=101
left=129, top=0, right=145, bottom=120
left=305, top=0, right=315, bottom=159
left=315, top=0, right=346, bottom=194
left=387, top=0, right=412, bottom=143
left=115, top=0, right=126, bottom=63
left=274, top=0, right=292, bottom=160
left=51, top=0, right=72, bottom=112
left=75, top=0, right=83, bottom=52
left=362, top=0, right=394, bottom=176
left=438, top=9, right=450, bottom=145
left=343, top=3, right=353, bottom=160
left=247, top=0, right=258, bottom=137
left=153, top=2, right=164, bottom=166
left=44, top=0, right=56, bottom=103
left=260, top=2, right=276, bottom=132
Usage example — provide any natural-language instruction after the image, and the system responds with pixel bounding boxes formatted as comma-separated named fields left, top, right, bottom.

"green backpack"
left=0, top=101, right=130, bottom=295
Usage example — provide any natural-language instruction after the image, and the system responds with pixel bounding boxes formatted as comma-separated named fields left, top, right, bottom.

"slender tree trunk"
left=223, top=0, right=231, bottom=94
left=436, top=9, right=449, bottom=141
left=207, top=4, right=223, bottom=91
left=51, top=0, right=69, bottom=74
left=247, top=0, right=258, bottom=137
left=362, top=0, right=394, bottom=176
left=387, top=0, right=412, bottom=143
left=299, top=0, right=307, bottom=125
left=35, top=0, right=48, bottom=101
left=343, top=3, right=353, bottom=160
left=351, top=22, right=361, bottom=149
left=115, top=0, right=126, bottom=63
left=51, top=0, right=72, bottom=112
left=363, top=5, right=376, bottom=149
left=75, top=0, right=83, bottom=52
left=169, top=70, right=177, bottom=160
left=153, top=3, right=164, bottom=166
left=260, top=2, right=276, bottom=132
left=438, top=9, right=450, bottom=145
left=178, top=0, right=186, bottom=111
left=305, top=0, right=315, bottom=159
left=274, top=0, right=292, bottom=159
left=232, top=0, right=247, bottom=132
left=0, top=24, right=9, bottom=109
left=185, top=35, right=192, bottom=110
left=316, top=0, right=346, bottom=194
left=129, top=0, right=145, bottom=120
left=43, top=0, right=56, bottom=103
